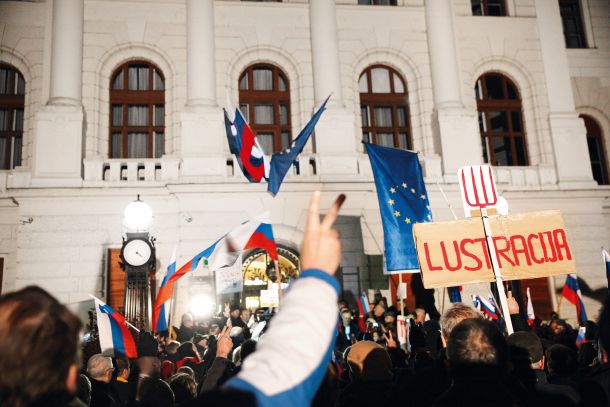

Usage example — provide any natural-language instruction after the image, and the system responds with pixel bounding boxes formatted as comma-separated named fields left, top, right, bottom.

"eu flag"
left=364, top=142, right=432, bottom=272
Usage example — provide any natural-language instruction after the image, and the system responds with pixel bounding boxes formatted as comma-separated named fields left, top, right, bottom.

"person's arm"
left=225, top=192, right=344, bottom=407
left=200, top=327, right=234, bottom=394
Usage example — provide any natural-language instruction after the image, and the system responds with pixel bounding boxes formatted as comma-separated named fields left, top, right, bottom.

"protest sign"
left=413, top=210, right=575, bottom=289
left=259, top=289, right=280, bottom=308
left=214, top=256, right=243, bottom=295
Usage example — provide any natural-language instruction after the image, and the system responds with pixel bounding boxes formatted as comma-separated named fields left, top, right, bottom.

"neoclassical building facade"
left=0, top=0, right=608, bottom=322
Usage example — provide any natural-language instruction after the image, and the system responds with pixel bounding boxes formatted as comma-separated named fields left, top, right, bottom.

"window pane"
left=484, top=75, right=504, bottom=99
left=358, top=0, right=373, bottom=4
left=254, top=104, right=274, bottom=125
left=12, top=136, right=22, bottom=168
left=128, top=105, right=148, bottom=126
left=0, top=137, right=6, bottom=169
left=358, top=74, right=369, bottom=93
left=281, top=132, right=290, bottom=150
left=128, top=66, right=149, bottom=90
left=239, top=74, right=249, bottom=90
left=0, top=109, right=8, bottom=131
left=154, top=132, right=164, bottom=158
left=112, top=70, right=124, bottom=90
left=376, top=133, right=394, bottom=147
left=153, top=69, right=164, bottom=91
left=154, top=105, right=164, bottom=126
left=253, top=68, right=273, bottom=91
left=278, top=75, right=287, bottom=91
left=279, top=105, right=288, bottom=125
left=112, top=105, right=123, bottom=126
left=361, top=106, right=370, bottom=127
left=239, top=104, right=249, bottom=122
left=506, top=80, right=518, bottom=99
left=393, top=73, right=405, bottom=93
left=487, top=0, right=504, bottom=16
left=12, top=109, right=23, bottom=131
left=515, top=136, right=527, bottom=165
left=471, top=0, right=483, bottom=15
left=491, top=136, right=512, bottom=166
left=127, top=133, right=148, bottom=158
left=396, top=107, right=407, bottom=127
left=510, top=111, right=522, bottom=132
left=374, top=107, right=393, bottom=127
left=15, top=74, right=25, bottom=95
left=482, top=136, right=490, bottom=163
left=489, top=111, right=509, bottom=132
left=371, top=68, right=391, bottom=93
left=478, top=111, right=487, bottom=132
left=398, top=133, right=408, bottom=150
left=587, top=136, right=601, bottom=161
left=257, top=133, right=274, bottom=155
left=111, top=133, right=122, bottom=158
left=0, top=68, right=9, bottom=94
left=475, top=79, right=484, bottom=100
left=362, top=131, right=371, bottom=143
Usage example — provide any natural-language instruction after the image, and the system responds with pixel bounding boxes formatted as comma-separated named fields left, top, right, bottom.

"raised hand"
left=216, top=325, right=234, bottom=358
left=300, top=191, right=346, bottom=275
left=507, top=290, right=520, bottom=315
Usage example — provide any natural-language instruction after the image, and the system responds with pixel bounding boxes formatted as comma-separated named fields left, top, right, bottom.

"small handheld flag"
left=576, top=326, right=586, bottom=346
left=91, top=296, right=138, bottom=359
left=476, top=295, right=499, bottom=320
left=526, top=287, right=535, bottom=326
left=561, top=274, right=588, bottom=323
left=364, top=142, right=432, bottom=272
left=356, top=292, right=370, bottom=332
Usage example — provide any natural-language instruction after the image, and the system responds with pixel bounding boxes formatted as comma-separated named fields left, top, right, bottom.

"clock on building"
left=121, top=238, right=153, bottom=267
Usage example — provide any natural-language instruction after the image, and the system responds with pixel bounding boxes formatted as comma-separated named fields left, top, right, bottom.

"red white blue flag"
left=561, top=273, right=587, bottom=323
left=526, top=287, right=535, bottom=326
left=92, top=296, right=138, bottom=359
left=473, top=294, right=498, bottom=320
left=356, top=292, right=370, bottom=331
left=224, top=107, right=269, bottom=183
left=154, top=247, right=177, bottom=333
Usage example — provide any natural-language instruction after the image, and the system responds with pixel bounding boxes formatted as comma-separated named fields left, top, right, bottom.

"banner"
left=413, top=210, right=576, bottom=288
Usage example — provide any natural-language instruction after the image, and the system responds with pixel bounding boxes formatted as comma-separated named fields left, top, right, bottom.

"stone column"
left=180, top=0, right=225, bottom=178
left=535, top=0, right=593, bottom=186
left=31, top=0, right=84, bottom=186
left=425, top=0, right=482, bottom=179
left=309, top=0, right=358, bottom=176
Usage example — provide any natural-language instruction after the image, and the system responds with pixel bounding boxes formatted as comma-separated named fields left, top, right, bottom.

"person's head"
left=87, top=354, right=114, bottom=383
left=209, top=323, right=220, bottom=336
left=507, top=332, right=544, bottom=370
left=176, top=342, right=197, bottom=360
left=176, top=365, right=195, bottom=380
left=549, top=318, right=568, bottom=335
left=440, top=303, right=481, bottom=346
left=115, top=357, right=130, bottom=380
left=373, top=303, right=385, bottom=318
left=165, top=340, right=180, bottom=355
left=546, top=344, right=577, bottom=377
left=230, top=304, right=242, bottom=319
left=241, top=309, right=251, bottom=323
left=0, top=286, right=82, bottom=407
left=340, top=309, right=352, bottom=325
left=414, top=308, right=426, bottom=324
left=240, top=339, right=257, bottom=363
left=338, top=300, right=348, bottom=310
left=181, top=312, right=194, bottom=328
left=383, top=310, right=397, bottom=326
left=138, top=377, right=175, bottom=407
left=346, top=341, right=393, bottom=382
left=168, top=372, right=197, bottom=404
left=446, top=318, right=507, bottom=376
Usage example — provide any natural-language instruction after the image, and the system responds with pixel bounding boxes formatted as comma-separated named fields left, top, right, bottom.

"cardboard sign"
left=259, top=289, right=279, bottom=308
left=413, top=210, right=576, bottom=288
left=214, top=256, right=243, bottom=295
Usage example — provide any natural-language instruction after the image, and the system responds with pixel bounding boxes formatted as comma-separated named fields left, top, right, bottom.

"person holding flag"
left=526, top=287, right=536, bottom=326
left=91, top=296, right=138, bottom=359
left=561, top=273, right=588, bottom=324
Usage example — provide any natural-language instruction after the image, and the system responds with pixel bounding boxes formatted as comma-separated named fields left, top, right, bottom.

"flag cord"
left=435, top=181, right=457, bottom=314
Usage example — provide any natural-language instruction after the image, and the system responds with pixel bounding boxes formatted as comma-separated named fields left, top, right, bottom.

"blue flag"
left=267, top=96, right=330, bottom=196
left=364, top=142, right=432, bottom=271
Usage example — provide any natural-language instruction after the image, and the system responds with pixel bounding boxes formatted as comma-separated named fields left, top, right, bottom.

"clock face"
left=123, top=239, right=152, bottom=267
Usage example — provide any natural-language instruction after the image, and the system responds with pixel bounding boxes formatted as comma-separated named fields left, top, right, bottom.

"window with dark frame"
left=580, top=114, right=608, bottom=185
left=0, top=63, right=25, bottom=170
left=238, top=64, right=291, bottom=155
left=475, top=73, right=528, bottom=166
left=559, top=0, right=587, bottom=48
left=359, top=65, right=412, bottom=150
left=109, top=61, right=165, bottom=159
left=471, top=0, right=507, bottom=16
left=358, top=0, right=398, bottom=5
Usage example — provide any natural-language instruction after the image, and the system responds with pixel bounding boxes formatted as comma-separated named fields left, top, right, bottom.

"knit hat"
left=346, top=341, right=393, bottom=382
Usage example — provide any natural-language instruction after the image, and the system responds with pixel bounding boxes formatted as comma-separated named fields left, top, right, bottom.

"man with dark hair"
left=112, top=357, right=130, bottom=404
left=433, top=318, right=517, bottom=407
left=169, top=373, right=197, bottom=406
left=0, top=286, right=82, bottom=407
left=229, top=305, right=251, bottom=339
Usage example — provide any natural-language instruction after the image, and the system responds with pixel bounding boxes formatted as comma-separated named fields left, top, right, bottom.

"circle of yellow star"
left=405, top=217, right=411, bottom=224
left=394, top=211, right=401, bottom=217
left=388, top=199, right=395, bottom=206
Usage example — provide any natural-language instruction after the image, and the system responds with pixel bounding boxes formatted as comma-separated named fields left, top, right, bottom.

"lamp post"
left=120, top=195, right=156, bottom=330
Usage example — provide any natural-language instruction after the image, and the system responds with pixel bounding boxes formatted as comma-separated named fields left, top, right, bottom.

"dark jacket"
left=89, top=379, right=120, bottom=407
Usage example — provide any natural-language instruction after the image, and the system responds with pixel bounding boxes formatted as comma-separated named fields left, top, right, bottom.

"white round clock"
left=121, top=239, right=153, bottom=267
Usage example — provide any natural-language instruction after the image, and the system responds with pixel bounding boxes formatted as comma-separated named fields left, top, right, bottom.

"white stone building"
left=0, top=0, right=608, bottom=323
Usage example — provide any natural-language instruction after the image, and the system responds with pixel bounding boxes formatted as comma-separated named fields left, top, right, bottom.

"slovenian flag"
left=154, top=247, right=177, bottom=333
left=224, top=107, right=269, bottom=183
left=576, top=326, right=586, bottom=346
left=476, top=295, right=498, bottom=320
left=561, top=274, right=587, bottom=323
left=526, top=287, right=535, bottom=326
left=243, top=222, right=278, bottom=261
left=356, top=292, right=370, bottom=332
left=92, top=296, right=138, bottom=359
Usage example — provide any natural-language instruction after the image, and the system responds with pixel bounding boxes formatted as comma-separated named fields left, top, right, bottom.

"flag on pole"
left=356, top=292, right=370, bottom=332
left=267, top=96, right=330, bottom=196
left=526, top=287, right=535, bottom=326
left=154, top=247, right=177, bottom=333
left=243, top=222, right=278, bottom=261
left=364, top=142, right=432, bottom=272
left=224, top=107, right=268, bottom=183
left=472, top=295, right=481, bottom=312
left=92, top=296, right=138, bottom=358
left=603, top=249, right=610, bottom=295
left=561, top=274, right=588, bottom=323
left=448, top=286, right=462, bottom=303
left=474, top=295, right=498, bottom=320
left=576, top=326, right=586, bottom=346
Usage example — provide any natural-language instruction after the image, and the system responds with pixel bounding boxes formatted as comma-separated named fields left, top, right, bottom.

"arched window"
left=238, top=64, right=291, bottom=154
left=109, top=61, right=165, bottom=159
left=359, top=65, right=411, bottom=150
left=580, top=114, right=608, bottom=185
left=475, top=73, right=527, bottom=166
left=0, top=63, right=25, bottom=169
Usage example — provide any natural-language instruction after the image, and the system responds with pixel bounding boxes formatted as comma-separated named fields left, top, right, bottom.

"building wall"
left=0, top=0, right=609, bottom=323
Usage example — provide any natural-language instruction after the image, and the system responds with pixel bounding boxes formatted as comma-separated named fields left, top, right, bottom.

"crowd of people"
left=0, top=191, right=609, bottom=407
